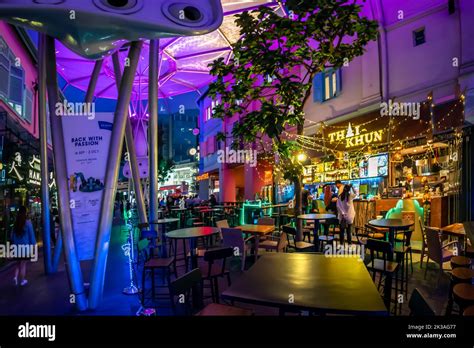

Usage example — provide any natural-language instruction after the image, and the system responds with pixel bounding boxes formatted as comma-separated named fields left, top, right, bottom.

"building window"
left=204, top=106, right=212, bottom=122
left=413, top=28, right=425, bottom=46
left=8, top=59, right=25, bottom=116
left=24, top=88, right=33, bottom=123
left=313, top=69, right=341, bottom=102
left=204, top=99, right=220, bottom=122
left=0, top=40, right=9, bottom=98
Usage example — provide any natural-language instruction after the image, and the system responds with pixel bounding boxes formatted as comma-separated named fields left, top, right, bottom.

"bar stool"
left=452, top=283, right=474, bottom=314
left=450, top=256, right=471, bottom=269
left=463, top=305, right=474, bottom=316
left=446, top=267, right=474, bottom=314
left=140, top=239, right=177, bottom=306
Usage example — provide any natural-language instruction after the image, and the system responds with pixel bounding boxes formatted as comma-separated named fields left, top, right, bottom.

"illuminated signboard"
left=27, top=155, right=41, bottom=186
left=7, top=152, right=41, bottom=186
left=196, top=173, right=210, bottom=181
left=327, top=123, right=384, bottom=149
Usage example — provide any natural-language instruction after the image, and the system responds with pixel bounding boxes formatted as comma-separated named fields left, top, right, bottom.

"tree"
left=158, top=155, right=174, bottom=184
left=208, top=0, right=378, bottom=237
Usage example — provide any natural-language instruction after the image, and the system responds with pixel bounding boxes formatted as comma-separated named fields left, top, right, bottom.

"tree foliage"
left=208, top=0, right=378, bottom=217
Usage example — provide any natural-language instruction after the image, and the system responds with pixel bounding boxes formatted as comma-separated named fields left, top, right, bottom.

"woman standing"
left=11, top=206, right=37, bottom=286
left=336, top=185, right=357, bottom=245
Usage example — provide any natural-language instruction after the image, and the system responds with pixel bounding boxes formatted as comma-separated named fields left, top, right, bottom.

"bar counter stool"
left=463, top=305, right=474, bottom=316
left=450, top=256, right=471, bottom=269
left=446, top=267, right=474, bottom=315
left=452, top=283, right=474, bottom=314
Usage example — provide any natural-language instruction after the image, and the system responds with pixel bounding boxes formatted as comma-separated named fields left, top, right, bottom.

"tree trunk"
left=294, top=122, right=304, bottom=241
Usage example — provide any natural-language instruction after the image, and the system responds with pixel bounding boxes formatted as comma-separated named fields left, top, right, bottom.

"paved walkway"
left=0, top=218, right=143, bottom=316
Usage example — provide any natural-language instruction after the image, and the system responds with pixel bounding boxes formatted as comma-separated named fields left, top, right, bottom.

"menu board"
left=359, top=154, right=388, bottom=178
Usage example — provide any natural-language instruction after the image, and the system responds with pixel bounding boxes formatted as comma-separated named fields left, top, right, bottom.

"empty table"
left=440, top=223, right=467, bottom=253
left=222, top=253, right=387, bottom=315
left=298, top=214, right=336, bottom=250
left=236, top=224, right=275, bottom=261
left=166, top=227, right=220, bottom=269
left=368, top=219, right=414, bottom=246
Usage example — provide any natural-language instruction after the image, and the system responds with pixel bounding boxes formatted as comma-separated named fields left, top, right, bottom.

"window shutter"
left=0, top=51, right=9, bottom=97
left=336, top=69, right=342, bottom=95
left=313, top=73, right=324, bottom=102
left=24, top=88, right=33, bottom=123
left=9, top=65, right=24, bottom=104
left=0, top=38, right=11, bottom=97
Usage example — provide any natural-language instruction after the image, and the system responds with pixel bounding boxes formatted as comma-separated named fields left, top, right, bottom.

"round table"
left=298, top=214, right=336, bottom=250
left=166, top=227, right=220, bottom=268
left=150, top=218, right=180, bottom=257
left=368, top=219, right=414, bottom=245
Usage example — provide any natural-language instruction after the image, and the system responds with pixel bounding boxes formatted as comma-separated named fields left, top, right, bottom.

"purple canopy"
left=57, top=1, right=285, bottom=100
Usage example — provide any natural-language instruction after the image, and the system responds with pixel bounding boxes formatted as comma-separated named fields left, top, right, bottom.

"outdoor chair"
left=199, top=247, right=233, bottom=303
left=282, top=225, right=314, bottom=252
left=365, top=238, right=401, bottom=314
left=424, top=227, right=458, bottom=282
left=221, top=228, right=254, bottom=271
left=169, top=268, right=252, bottom=316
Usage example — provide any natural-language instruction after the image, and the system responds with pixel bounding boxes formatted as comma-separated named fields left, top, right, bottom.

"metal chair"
left=221, top=227, right=254, bottom=271
left=200, top=247, right=233, bottom=303
left=282, top=225, right=315, bottom=252
left=424, top=227, right=458, bottom=283
left=169, top=268, right=252, bottom=316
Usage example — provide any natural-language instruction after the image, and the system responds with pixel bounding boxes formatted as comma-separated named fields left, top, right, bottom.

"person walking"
left=11, top=206, right=37, bottom=286
left=336, top=184, right=356, bottom=245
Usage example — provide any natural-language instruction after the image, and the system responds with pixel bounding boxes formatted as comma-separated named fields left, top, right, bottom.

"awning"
left=159, top=185, right=180, bottom=191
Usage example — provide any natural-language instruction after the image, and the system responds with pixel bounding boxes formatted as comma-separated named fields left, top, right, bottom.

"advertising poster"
left=62, top=113, right=113, bottom=261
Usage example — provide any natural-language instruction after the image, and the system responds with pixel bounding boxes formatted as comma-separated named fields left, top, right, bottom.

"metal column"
left=84, top=60, right=103, bottom=104
left=111, top=52, right=148, bottom=225
left=88, top=41, right=143, bottom=309
left=44, top=35, right=87, bottom=310
left=148, top=39, right=159, bottom=233
left=38, top=34, right=52, bottom=275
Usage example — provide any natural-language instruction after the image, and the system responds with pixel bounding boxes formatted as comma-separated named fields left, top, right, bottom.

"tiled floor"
left=0, top=219, right=468, bottom=316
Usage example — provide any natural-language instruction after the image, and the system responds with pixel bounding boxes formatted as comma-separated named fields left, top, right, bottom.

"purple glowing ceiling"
left=56, top=1, right=286, bottom=100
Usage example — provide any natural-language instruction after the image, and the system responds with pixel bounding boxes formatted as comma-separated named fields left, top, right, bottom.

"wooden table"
left=297, top=214, right=336, bottom=251
left=166, top=227, right=220, bottom=268
left=236, top=224, right=275, bottom=262
left=440, top=223, right=467, bottom=253
left=368, top=219, right=414, bottom=246
left=222, top=253, right=387, bottom=315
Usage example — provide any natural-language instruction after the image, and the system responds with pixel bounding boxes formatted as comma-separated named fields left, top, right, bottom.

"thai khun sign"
left=62, top=113, right=113, bottom=261
left=327, top=122, right=384, bottom=149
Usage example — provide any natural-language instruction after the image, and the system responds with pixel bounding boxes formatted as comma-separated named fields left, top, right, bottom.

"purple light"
left=56, top=1, right=283, bottom=100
